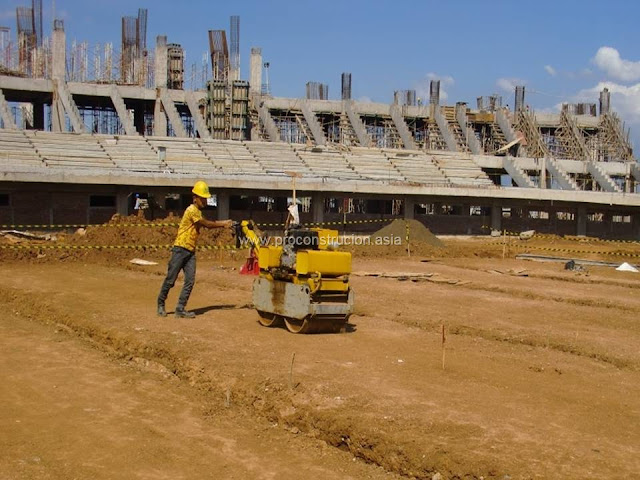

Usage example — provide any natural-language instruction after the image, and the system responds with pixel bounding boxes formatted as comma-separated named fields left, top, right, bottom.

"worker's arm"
left=197, top=218, right=233, bottom=229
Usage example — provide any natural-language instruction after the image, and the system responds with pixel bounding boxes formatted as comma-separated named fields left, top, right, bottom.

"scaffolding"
left=120, top=8, right=148, bottom=85
left=552, top=107, right=592, bottom=161
left=306, top=82, right=328, bottom=100
left=229, top=15, right=240, bottom=81
left=597, top=112, right=633, bottom=162
left=167, top=43, right=184, bottom=89
left=208, top=30, right=229, bottom=82
left=514, top=109, right=549, bottom=158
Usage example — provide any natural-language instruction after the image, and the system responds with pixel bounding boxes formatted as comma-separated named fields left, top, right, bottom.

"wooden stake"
left=289, top=352, right=296, bottom=389
left=502, top=229, right=506, bottom=259
left=441, top=323, right=446, bottom=370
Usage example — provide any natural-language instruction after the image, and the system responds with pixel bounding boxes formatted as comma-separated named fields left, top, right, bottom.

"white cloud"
left=414, top=73, right=454, bottom=103
left=357, top=96, right=373, bottom=104
left=593, top=46, right=640, bottom=82
left=496, top=77, right=526, bottom=93
left=544, top=65, right=557, bottom=76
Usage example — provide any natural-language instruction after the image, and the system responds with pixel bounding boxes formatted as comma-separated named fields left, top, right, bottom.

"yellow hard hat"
left=192, top=180, right=211, bottom=199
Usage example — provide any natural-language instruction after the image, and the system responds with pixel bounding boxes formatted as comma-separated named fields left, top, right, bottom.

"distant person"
left=157, top=181, right=232, bottom=318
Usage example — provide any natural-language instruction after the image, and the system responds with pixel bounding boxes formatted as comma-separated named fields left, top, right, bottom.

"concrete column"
left=216, top=191, right=230, bottom=220
left=51, top=24, right=66, bottom=81
left=133, top=103, right=145, bottom=135
left=403, top=197, right=415, bottom=220
left=32, top=101, right=44, bottom=129
left=250, top=47, right=262, bottom=96
left=312, top=192, right=324, bottom=224
left=576, top=205, right=587, bottom=237
left=51, top=24, right=66, bottom=132
left=154, top=36, right=168, bottom=89
left=116, top=191, right=129, bottom=216
left=632, top=213, right=640, bottom=240
left=491, top=203, right=502, bottom=231
left=154, top=97, right=167, bottom=136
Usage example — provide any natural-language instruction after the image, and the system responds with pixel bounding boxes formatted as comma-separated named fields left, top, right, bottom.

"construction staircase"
left=442, top=106, right=470, bottom=152
left=344, top=101, right=371, bottom=147
left=503, top=156, right=536, bottom=188
left=293, top=112, right=313, bottom=144
left=545, top=157, right=579, bottom=190
left=382, top=118, right=404, bottom=149
left=339, top=112, right=360, bottom=147
left=425, top=121, right=448, bottom=151
left=598, top=113, right=633, bottom=161
left=300, top=101, right=327, bottom=146
left=514, top=109, right=549, bottom=159
left=455, top=106, right=482, bottom=154
left=586, top=161, right=622, bottom=192
left=256, top=103, right=281, bottom=142
left=389, top=105, right=417, bottom=149
left=556, top=110, right=591, bottom=161
left=494, top=108, right=524, bottom=155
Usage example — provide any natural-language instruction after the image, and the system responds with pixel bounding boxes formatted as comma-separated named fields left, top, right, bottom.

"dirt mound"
left=370, top=219, right=444, bottom=247
left=0, top=213, right=237, bottom=264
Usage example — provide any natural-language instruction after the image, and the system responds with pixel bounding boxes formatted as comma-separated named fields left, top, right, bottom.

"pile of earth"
left=369, top=219, right=445, bottom=247
left=346, top=219, right=506, bottom=259
left=0, top=213, right=237, bottom=264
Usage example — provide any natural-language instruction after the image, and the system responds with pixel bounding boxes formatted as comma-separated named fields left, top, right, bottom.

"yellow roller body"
left=295, top=250, right=351, bottom=276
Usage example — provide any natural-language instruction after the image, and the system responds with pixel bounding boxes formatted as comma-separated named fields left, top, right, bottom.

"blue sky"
left=2, top=0, right=640, bottom=146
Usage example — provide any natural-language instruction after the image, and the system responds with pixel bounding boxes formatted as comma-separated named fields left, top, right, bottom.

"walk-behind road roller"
left=234, top=220, right=354, bottom=334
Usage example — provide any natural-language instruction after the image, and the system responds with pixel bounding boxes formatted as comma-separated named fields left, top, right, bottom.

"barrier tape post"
left=406, top=220, right=411, bottom=257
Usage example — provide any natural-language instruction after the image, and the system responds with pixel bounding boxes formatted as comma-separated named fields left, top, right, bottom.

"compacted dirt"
left=1, top=231, right=640, bottom=479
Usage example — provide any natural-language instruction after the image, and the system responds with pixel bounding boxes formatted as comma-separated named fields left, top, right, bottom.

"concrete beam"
left=109, top=85, right=137, bottom=136
left=184, top=91, right=211, bottom=139
left=154, top=98, right=167, bottom=137
left=344, top=100, right=371, bottom=147
left=0, top=88, right=17, bottom=129
left=257, top=102, right=281, bottom=142
left=158, top=88, right=187, bottom=138
left=390, top=105, right=417, bottom=150
left=55, top=80, right=86, bottom=133
left=300, top=100, right=326, bottom=146
left=4, top=168, right=639, bottom=208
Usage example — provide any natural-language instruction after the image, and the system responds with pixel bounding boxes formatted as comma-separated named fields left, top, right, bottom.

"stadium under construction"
left=0, top=3, right=639, bottom=238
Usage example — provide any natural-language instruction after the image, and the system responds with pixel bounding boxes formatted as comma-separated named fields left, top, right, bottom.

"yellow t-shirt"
left=174, top=204, right=203, bottom=252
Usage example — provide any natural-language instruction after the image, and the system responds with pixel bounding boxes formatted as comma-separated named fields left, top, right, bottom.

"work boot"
left=175, top=307, right=196, bottom=319
left=157, top=303, right=167, bottom=318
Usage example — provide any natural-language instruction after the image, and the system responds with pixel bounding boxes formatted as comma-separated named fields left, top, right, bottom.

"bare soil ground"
left=2, top=234, right=640, bottom=479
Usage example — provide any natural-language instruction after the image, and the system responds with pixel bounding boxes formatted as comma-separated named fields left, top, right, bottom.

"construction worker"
left=157, top=181, right=232, bottom=318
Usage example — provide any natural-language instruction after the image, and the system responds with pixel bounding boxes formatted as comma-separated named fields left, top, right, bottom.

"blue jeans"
left=158, top=247, right=196, bottom=310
